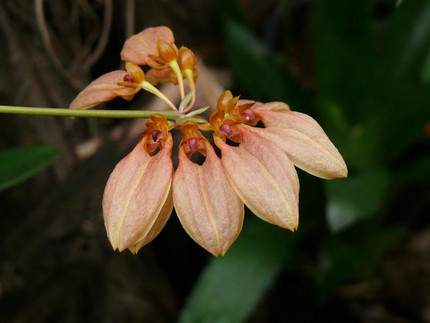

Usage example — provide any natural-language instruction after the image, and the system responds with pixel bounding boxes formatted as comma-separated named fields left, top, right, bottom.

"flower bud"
left=178, top=46, right=196, bottom=71
left=217, top=90, right=233, bottom=111
left=157, top=39, right=179, bottom=64
left=125, top=61, right=146, bottom=84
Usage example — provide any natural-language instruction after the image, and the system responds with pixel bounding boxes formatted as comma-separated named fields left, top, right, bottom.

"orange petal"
left=173, top=141, right=244, bottom=256
left=120, top=26, right=175, bottom=65
left=214, top=130, right=299, bottom=231
left=102, top=135, right=174, bottom=253
left=253, top=110, right=348, bottom=179
left=69, top=70, right=135, bottom=110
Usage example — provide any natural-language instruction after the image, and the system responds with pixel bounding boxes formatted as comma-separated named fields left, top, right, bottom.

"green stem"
left=0, top=105, right=180, bottom=119
left=140, top=81, right=178, bottom=111
left=183, top=70, right=196, bottom=113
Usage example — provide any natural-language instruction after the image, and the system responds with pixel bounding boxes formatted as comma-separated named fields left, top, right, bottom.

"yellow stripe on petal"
left=128, top=187, right=173, bottom=254
left=173, top=141, right=244, bottom=256
left=254, top=110, right=348, bottom=179
left=214, top=131, right=299, bottom=231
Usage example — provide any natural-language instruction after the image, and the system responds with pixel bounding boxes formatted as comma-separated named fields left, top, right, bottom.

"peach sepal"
left=253, top=110, right=348, bottom=179
left=173, top=141, right=244, bottom=256
left=102, top=135, right=174, bottom=253
left=69, top=70, right=136, bottom=110
left=121, top=26, right=175, bottom=66
left=214, top=129, right=299, bottom=231
left=250, top=101, right=290, bottom=112
left=128, top=188, right=173, bottom=254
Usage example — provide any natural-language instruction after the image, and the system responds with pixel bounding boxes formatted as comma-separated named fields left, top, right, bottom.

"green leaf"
left=421, top=49, right=430, bottom=84
left=315, top=0, right=375, bottom=123
left=384, top=1, right=430, bottom=82
left=185, top=105, right=209, bottom=118
left=316, top=238, right=361, bottom=300
left=393, top=155, right=430, bottom=184
left=223, top=20, right=307, bottom=108
left=0, top=146, right=60, bottom=191
left=217, top=0, right=248, bottom=26
left=179, top=219, right=300, bottom=323
left=316, top=226, right=405, bottom=300
left=384, top=85, right=430, bottom=161
left=325, top=170, right=390, bottom=233
left=179, top=89, right=195, bottom=112
left=316, top=0, right=430, bottom=169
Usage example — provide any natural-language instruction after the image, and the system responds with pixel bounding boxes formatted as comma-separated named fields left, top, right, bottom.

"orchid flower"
left=69, top=26, right=347, bottom=256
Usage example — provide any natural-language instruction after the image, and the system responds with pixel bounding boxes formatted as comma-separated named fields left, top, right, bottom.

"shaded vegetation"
left=0, top=0, right=429, bottom=322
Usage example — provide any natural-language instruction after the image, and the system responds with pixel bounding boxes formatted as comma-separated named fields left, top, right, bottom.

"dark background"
left=0, top=0, right=429, bottom=322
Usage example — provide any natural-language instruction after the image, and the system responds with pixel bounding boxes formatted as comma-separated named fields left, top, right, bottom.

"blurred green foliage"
left=0, top=146, right=59, bottom=191
left=181, top=0, right=430, bottom=320
left=223, top=20, right=308, bottom=108
left=1, top=0, right=429, bottom=321
left=180, top=219, right=300, bottom=323
left=325, top=170, right=390, bottom=232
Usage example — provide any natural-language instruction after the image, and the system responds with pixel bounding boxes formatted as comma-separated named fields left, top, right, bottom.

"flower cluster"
left=70, top=26, right=347, bottom=256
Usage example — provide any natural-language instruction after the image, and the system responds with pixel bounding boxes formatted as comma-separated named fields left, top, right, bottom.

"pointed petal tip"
left=209, top=250, right=221, bottom=257
left=323, top=161, right=348, bottom=179
left=324, top=149, right=348, bottom=179
left=219, top=248, right=229, bottom=257
left=117, top=244, right=127, bottom=253
left=117, top=241, right=141, bottom=254
left=337, top=166, right=348, bottom=179
left=207, top=245, right=230, bottom=257
left=128, top=247, right=140, bottom=255
left=274, top=216, right=299, bottom=232
left=108, top=236, right=119, bottom=251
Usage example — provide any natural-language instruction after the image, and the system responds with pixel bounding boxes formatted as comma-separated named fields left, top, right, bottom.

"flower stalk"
left=0, top=105, right=181, bottom=119
left=139, top=81, right=178, bottom=111
left=169, top=60, right=185, bottom=100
